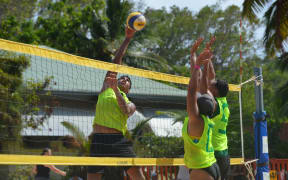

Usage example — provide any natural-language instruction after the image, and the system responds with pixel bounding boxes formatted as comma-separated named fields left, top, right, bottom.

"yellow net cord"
left=0, top=38, right=240, bottom=92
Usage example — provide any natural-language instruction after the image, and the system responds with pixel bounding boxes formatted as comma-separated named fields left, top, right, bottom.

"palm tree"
left=61, top=121, right=90, bottom=156
left=242, top=0, right=288, bottom=116
left=242, top=0, right=288, bottom=55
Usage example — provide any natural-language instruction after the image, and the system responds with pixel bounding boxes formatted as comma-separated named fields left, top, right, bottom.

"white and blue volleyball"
left=126, top=12, right=146, bottom=31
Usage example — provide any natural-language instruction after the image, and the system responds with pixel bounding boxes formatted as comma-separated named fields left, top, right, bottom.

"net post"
left=253, top=67, right=270, bottom=180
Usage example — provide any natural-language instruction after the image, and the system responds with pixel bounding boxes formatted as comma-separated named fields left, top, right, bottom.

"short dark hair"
left=118, top=75, right=132, bottom=89
left=197, top=94, right=214, bottom=117
left=215, top=79, right=229, bottom=97
left=41, top=148, right=51, bottom=155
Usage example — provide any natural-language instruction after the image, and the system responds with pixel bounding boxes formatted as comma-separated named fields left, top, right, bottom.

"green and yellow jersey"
left=93, top=88, right=130, bottom=135
left=182, top=116, right=216, bottom=169
left=211, top=97, right=230, bottom=153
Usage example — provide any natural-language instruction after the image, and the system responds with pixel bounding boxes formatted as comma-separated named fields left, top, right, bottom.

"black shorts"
left=87, top=133, right=136, bottom=174
left=189, top=162, right=220, bottom=180
left=215, top=152, right=230, bottom=180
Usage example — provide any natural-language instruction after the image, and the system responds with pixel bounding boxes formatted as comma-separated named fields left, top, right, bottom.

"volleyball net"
left=0, top=38, right=243, bottom=168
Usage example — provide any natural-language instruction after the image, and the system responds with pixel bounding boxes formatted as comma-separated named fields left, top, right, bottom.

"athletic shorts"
left=189, top=162, right=220, bottom=180
left=87, top=133, right=136, bottom=174
left=215, top=151, right=230, bottom=180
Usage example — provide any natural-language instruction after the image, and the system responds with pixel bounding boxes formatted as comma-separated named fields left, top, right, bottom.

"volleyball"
left=126, top=12, right=146, bottom=31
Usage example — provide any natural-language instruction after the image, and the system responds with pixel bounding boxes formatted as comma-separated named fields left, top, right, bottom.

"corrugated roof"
left=22, top=53, right=186, bottom=98
left=21, top=47, right=185, bottom=137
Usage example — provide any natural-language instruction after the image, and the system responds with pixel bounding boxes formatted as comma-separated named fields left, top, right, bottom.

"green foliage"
left=0, top=53, right=29, bottom=138
left=130, top=116, right=154, bottom=140
left=106, top=0, right=133, bottom=40
left=61, top=121, right=90, bottom=156
left=134, top=5, right=259, bottom=77
left=0, top=16, right=19, bottom=40
left=34, top=0, right=106, bottom=59
left=8, top=165, right=33, bottom=180
left=277, top=52, right=288, bottom=72
left=125, top=51, right=171, bottom=72
left=138, top=6, right=195, bottom=72
left=0, top=16, right=39, bottom=44
left=155, top=110, right=187, bottom=125
left=135, top=133, right=184, bottom=158
left=274, top=52, right=288, bottom=117
left=267, top=121, right=288, bottom=158
left=34, top=0, right=130, bottom=61
left=0, top=0, right=37, bottom=22
left=242, top=0, right=288, bottom=55
left=0, top=52, right=53, bottom=150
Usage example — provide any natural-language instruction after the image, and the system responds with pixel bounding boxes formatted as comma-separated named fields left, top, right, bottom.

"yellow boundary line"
left=0, top=155, right=243, bottom=166
left=0, top=39, right=240, bottom=92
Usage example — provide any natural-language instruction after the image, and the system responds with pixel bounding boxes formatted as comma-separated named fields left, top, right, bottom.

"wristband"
left=194, top=65, right=201, bottom=70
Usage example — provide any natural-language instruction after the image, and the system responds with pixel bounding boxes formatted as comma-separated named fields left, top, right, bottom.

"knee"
left=127, top=167, right=145, bottom=180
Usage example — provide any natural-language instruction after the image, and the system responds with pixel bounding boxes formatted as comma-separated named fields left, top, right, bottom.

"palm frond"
left=131, top=116, right=154, bottom=140
left=242, top=0, right=272, bottom=22
left=106, top=0, right=132, bottom=39
left=263, top=0, right=288, bottom=54
left=61, top=121, right=87, bottom=146
left=277, top=52, right=288, bottom=72
left=126, top=51, right=171, bottom=72
left=155, top=110, right=187, bottom=124
left=275, top=81, right=288, bottom=116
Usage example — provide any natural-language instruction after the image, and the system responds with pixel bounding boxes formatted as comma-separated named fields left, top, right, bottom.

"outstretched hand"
left=105, top=73, right=118, bottom=91
left=126, top=26, right=136, bottom=39
left=205, top=36, right=216, bottom=50
left=190, top=37, right=204, bottom=65
left=194, top=36, right=215, bottom=66
left=191, top=37, right=204, bottom=54
left=196, top=49, right=213, bottom=65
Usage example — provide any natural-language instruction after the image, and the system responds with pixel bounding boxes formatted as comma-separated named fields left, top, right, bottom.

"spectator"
left=32, top=148, right=66, bottom=180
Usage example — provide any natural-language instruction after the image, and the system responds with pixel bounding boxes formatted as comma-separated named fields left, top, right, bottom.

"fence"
left=270, top=159, right=288, bottom=180
left=127, top=159, right=288, bottom=180
left=249, top=159, right=288, bottom=180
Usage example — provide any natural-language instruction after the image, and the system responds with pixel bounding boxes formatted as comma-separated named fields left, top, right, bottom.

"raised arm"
left=115, top=90, right=136, bottom=116
left=190, top=37, right=203, bottom=74
left=199, top=50, right=213, bottom=94
left=187, top=49, right=213, bottom=137
left=187, top=38, right=212, bottom=118
left=208, top=59, right=216, bottom=81
left=105, top=75, right=136, bottom=116
left=101, top=27, right=136, bottom=92
left=200, top=60, right=210, bottom=94
left=187, top=66, right=201, bottom=121
left=205, top=37, right=216, bottom=82
left=113, top=27, right=135, bottom=65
